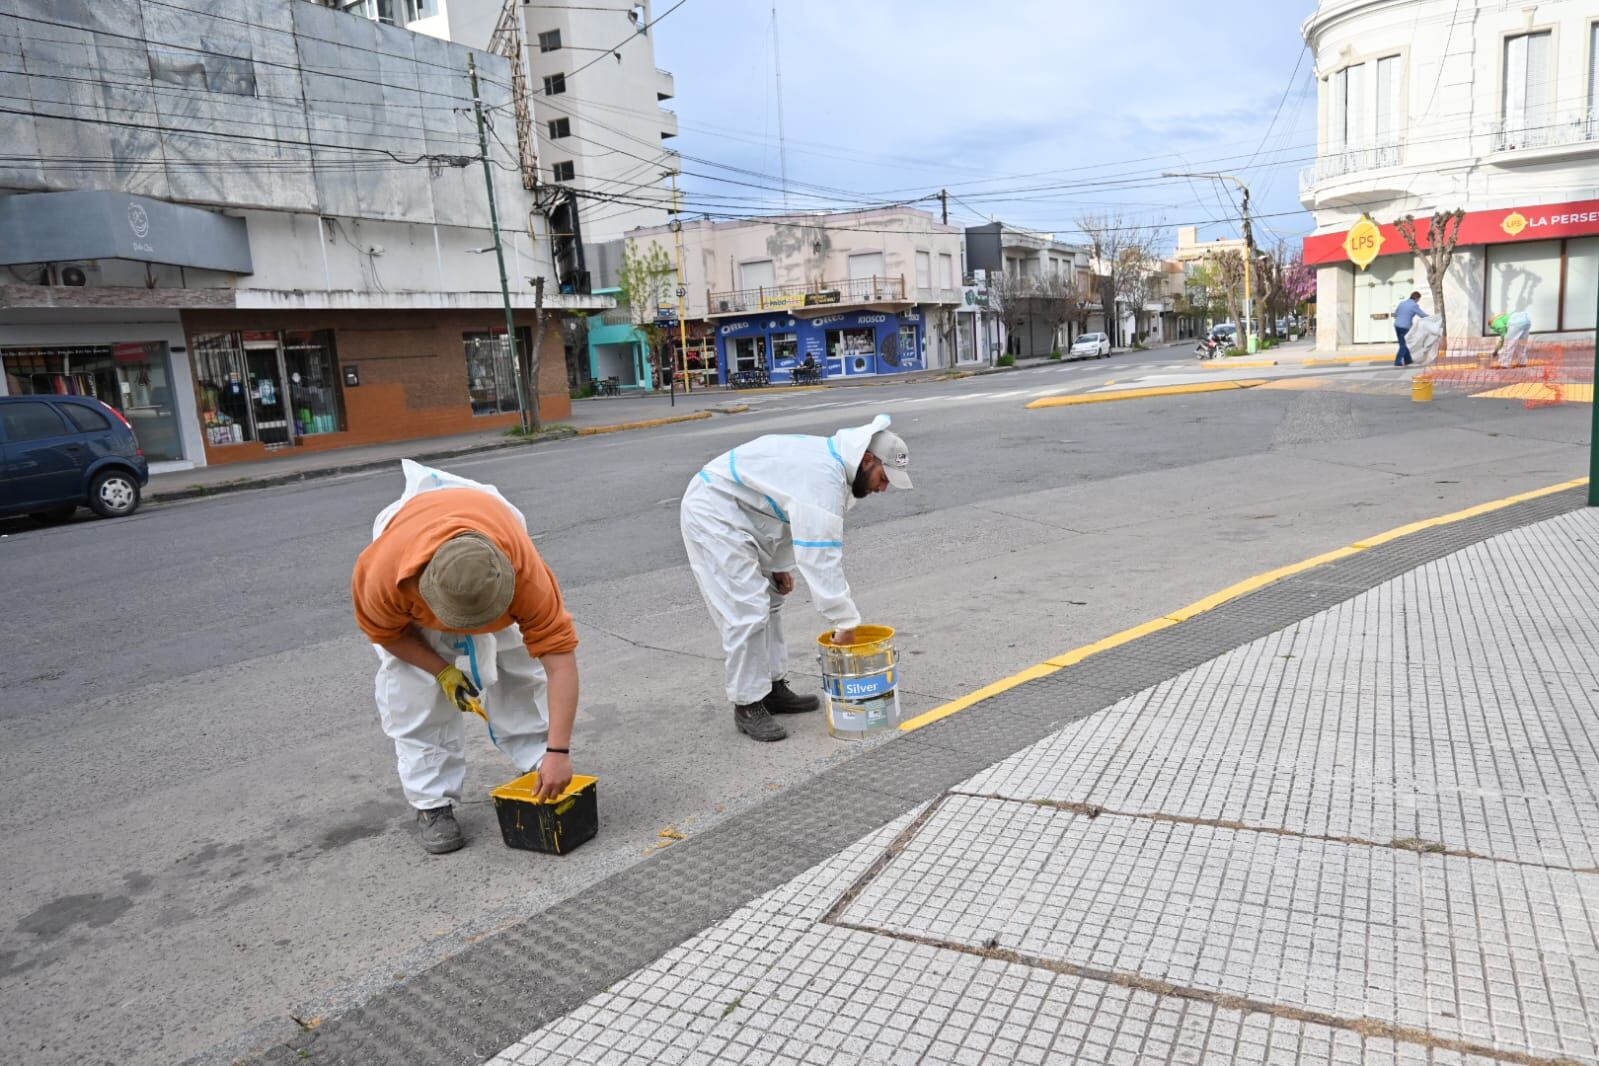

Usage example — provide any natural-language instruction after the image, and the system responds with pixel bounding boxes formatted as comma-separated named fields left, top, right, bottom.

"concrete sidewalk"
left=491, top=507, right=1599, bottom=1065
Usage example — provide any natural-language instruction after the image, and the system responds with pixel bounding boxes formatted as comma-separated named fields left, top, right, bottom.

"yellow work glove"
left=436, top=665, right=486, bottom=720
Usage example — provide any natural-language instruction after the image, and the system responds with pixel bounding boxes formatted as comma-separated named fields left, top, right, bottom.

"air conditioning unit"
left=50, top=261, right=102, bottom=286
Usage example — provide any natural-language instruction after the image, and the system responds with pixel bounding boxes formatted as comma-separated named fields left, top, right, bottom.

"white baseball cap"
left=867, top=429, right=912, bottom=489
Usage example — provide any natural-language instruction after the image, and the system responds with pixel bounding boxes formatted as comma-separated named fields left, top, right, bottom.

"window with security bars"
left=552, top=160, right=575, bottom=182
left=464, top=332, right=519, bottom=416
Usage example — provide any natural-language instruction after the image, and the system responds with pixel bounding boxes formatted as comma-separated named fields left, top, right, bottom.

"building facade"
left=966, top=223, right=1096, bottom=357
left=0, top=0, right=605, bottom=470
left=364, top=0, right=680, bottom=245
left=1300, top=0, right=1599, bottom=352
left=628, top=208, right=968, bottom=385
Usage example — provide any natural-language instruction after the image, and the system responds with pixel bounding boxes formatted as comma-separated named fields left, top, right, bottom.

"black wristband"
left=546, top=747, right=570, bottom=755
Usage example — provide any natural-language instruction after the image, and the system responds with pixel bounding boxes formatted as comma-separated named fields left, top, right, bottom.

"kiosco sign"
left=1303, top=198, right=1599, bottom=266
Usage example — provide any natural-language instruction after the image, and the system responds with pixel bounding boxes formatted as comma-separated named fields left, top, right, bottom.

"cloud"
left=652, top=0, right=1318, bottom=243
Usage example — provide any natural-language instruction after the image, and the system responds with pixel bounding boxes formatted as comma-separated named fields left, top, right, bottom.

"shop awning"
left=1303, top=198, right=1599, bottom=267
left=0, top=190, right=253, bottom=273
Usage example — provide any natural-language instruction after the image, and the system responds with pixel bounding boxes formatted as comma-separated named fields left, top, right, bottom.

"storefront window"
left=828, top=327, right=876, bottom=373
left=1, top=342, right=184, bottom=460
left=770, top=332, right=798, bottom=367
left=1562, top=237, right=1598, bottom=332
left=1485, top=241, right=1562, bottom=332
left=464, top=332, right=520, bottom=415
left=193, top=332, right=257, bottom=445
left=283, top=331, right=345, bottom=436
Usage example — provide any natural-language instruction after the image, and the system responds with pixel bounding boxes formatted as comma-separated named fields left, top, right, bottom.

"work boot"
left=764, top=679, right=820, bottom=715
left=416, top=805, right=464, bottom=854
left=734, top=701, right=787, bottom=742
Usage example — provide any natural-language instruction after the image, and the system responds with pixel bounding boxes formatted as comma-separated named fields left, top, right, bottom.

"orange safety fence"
left=1418, top=338, right=1595, bottom=408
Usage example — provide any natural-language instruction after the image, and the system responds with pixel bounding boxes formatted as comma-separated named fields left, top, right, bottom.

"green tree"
left=617, top=240, right=677, bottom=388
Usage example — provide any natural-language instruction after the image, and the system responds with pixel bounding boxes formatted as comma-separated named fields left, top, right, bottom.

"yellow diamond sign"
left=1501, top=211, right=1528, bottom=237
left=1343, top=215, right=1385, bottom=270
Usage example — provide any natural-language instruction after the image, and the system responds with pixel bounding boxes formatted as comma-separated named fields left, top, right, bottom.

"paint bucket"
left=816, top=625, right=900, bottom=740
left=1412, top=377, right=1434, bottom=403
left=490, top=771, right=599, bottom=855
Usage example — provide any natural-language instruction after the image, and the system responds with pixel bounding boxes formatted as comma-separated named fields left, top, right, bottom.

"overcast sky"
left=652, top=0, right=1319, bottom=251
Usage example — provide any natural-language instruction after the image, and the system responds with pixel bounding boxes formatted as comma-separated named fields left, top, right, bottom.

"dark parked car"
left=0, top=395, right=150, bottom=521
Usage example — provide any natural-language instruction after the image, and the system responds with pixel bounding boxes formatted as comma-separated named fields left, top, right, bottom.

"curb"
left=898, top=475, right=1591, bottom=734
left=1026, top=379, right=1268, bottom=408
left=575, top=410, right=714, bottom=436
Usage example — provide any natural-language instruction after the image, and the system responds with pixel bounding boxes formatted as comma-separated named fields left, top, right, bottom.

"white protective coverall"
left=1499, top=311, right=1533, bottom=367
left=679, top=414, right=887, bottom=706
left=371, top=460, right=550, bottom=809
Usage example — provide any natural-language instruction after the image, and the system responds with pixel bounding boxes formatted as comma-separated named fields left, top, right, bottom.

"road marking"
left=1471, top=382, right=1594, bottom=403
left=1303, top=354, right=1394, bottom=366
left=899, top=476, right=1590, bottom=733
left=1026, top=380, right=1268, bottom=408
left=1202, top=359, right=1278, bottom=369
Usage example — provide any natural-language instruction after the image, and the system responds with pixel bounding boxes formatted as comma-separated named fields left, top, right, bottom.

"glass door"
left=243, top=336, right=291, bottom=445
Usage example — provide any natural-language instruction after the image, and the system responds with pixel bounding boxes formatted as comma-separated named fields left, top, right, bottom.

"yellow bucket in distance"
left=816, top=624, right=900, bottom=740
left=1412, top=377, right=1434, bottom=402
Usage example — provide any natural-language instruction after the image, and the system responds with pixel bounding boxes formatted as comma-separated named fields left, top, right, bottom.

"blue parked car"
left=0, top=395, right=150, bottom=521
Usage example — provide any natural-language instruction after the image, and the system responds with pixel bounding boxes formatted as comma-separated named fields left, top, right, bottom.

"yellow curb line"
left=1203, top=359, right=1278, bottom=369
left=1471, top=383, right=1594, bottom=404
left=1302, top=355, right=1394, bottom=366
left=1026, top=380, right=1268, bottom=408
left=577, top=411, right=714, bottom=436
left=899, top=476, right=1589, bottom=734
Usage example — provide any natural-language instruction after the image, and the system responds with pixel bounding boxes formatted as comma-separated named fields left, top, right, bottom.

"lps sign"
left=1501, top=207, right=1599, bottom=236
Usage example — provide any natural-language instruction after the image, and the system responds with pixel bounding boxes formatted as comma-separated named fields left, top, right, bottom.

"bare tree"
left=1214, top=250, right=1246, bottom=340
left=1396, top=209, right=1465, bottom=341
left=986, top=270, right=1031, bottom=359
left=1077, top=213, right=1166, bottom=347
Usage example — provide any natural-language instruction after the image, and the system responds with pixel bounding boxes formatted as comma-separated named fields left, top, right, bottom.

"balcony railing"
left=1492, top=112, right=1599, bottom=154
left=708, top=275, right=906, bottom=316
left=1299, top=141, right=1405, bottom=193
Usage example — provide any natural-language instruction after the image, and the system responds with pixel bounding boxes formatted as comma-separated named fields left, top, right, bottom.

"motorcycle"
left=1194, top=336, right=1223, bottom=360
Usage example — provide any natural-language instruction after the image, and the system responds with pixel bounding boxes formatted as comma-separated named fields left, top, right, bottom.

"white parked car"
left=1070, top=332, right=1111, bottom=358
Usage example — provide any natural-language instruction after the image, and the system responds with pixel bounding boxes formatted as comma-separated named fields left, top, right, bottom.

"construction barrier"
left=1417, top=338, right=1595, bottom=409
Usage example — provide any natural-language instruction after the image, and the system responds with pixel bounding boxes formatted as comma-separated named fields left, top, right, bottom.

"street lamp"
left=1164, top=171, right=1257, bottom=355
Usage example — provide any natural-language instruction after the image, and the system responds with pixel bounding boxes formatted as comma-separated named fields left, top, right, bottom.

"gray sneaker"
left=416, top=805, right=464, bottom=854
left=734, top=701, right=787, bottom=742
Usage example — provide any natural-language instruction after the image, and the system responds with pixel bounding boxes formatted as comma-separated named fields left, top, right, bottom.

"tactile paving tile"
left=960, top=512, right=1599, bottom=870
left=837, top=795, right=1599, bottom=1063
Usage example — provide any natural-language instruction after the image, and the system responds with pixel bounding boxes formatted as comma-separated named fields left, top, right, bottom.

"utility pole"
left=469, top=55, right=531, bottom=434
left=939, top=188, right=948, bottom=225
left=771, top=3, right=790, bottom=210
left=1163, top=170, right=1257, bottom=354
left=670, top=171, right=688, bottom=407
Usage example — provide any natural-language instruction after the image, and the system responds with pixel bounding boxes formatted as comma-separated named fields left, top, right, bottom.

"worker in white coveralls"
left=680, top=414, right=912, bottom=743
left=352, top=460, right=579, bottom=855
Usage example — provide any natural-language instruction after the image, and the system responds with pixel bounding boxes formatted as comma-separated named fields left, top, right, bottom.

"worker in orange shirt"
left=352, top=461, right=579, bottom=855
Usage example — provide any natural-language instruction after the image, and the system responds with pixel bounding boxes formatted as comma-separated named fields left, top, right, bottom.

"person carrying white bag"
left=351, top=460, right=581, bottom=855
left=1405, top=314, right=1444, bottom=366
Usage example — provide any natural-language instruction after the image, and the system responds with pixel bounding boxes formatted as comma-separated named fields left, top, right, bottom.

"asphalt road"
left=1, top=348, right=1590, bottom=1065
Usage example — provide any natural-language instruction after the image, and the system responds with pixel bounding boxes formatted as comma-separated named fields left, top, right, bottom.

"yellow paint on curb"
left=898, top=475, right=1589, bottom=733
left=1026, top=380, right=1268, bottom=409
left=1302, top=354, right=1394, bottom=366
left=577, top=411, right=713, bottom=436
left=1203, top=359, right=1278, bottom=369
left=1471, top=382, right=1593, bottom=403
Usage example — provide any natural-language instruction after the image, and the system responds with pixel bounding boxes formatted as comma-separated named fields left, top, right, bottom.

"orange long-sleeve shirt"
left=351, top=488, right=579, bottom=658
